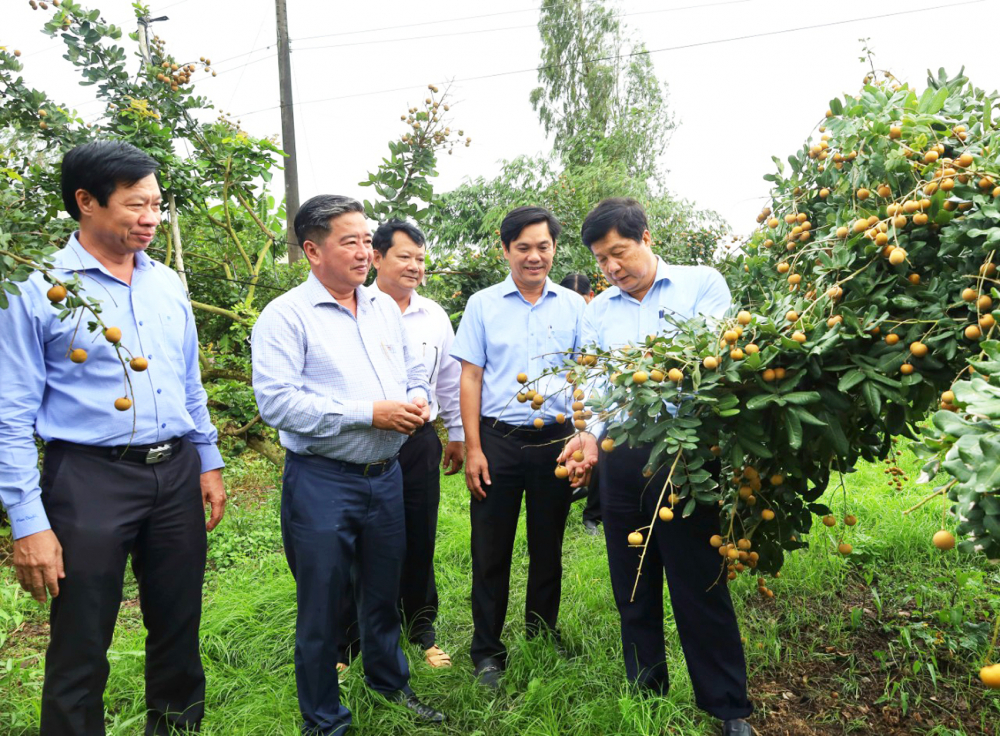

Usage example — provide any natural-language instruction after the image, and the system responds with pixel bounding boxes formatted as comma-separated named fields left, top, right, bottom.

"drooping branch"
left=190, top=299, right=249, bottom=324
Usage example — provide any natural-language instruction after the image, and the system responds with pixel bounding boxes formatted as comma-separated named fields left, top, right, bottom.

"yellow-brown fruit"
left=786, top=310, right=798, bottom=322
left=114, top=397, right=132, bottom=412
left=978, top=295, right=993, bottom=311
left=819, top=188, right=830, bottom=199
left=932, top=530, right=955, bottom=550
left=767, top=218, right=779, bottom=229
left=761, top=509, right=775, bottom=521
left=70, top=348, right=87, bottom=363
left=875, top=232, right=889, bottom=247
left=574, top=419, right=587, bottom=430
left=573, top=388, right=585, bottom=400
left=777, top=262, right=790, bottom=274
left=888, top=248, right=907, bottom=266
left=836, top=226, right=849, bottom=239
left=791, top=331, right=807, bottom=344
left=844, top=514, right=858, bottom=527
left=980, top=314, right=996, bottom=330
left=889, top=125, right=901, bottom=139
left=628, top=531, right=644, bottom=546
left=962, top=287, right=978, bottom=302
left=46, top=284, right=67, bottom=302
left=632, top=371, right=648, bottom=385
left=533, top=417, right=544, bottom=429
left=980, top=177, right=996, bottom=190
left=852, top=219, right=868, bottom=234
left=745, top=343, right=759, bottom=355
left=957, top=152, right=974, bottom=168
left=525, top=389, right=537, bottom=401
left=856, top=188, right=870, bottom=200
left=516, top=393, right=528, bottom=404
left=554, top=465, right=570, bottom=479
left=838, top=542, right=853, bottom=556
left=942, top=390, right=956, bottom=404
left=703, top=356, right=719, bottom=370
left=900, top=363, right=915, bottom=375
left=737, top=310, right=752, bottom=325
left=902, top=200, right=920, bottom=214
left=877, top=185, right=891, bottom=198
left=649, top=369, right=665, bottom=383
left=667, top=368, right=683, bottom=383
left=762, top=368, right=776, bottom=382
left=822, top=515, right=836, bottom=527
left=908, top=273, right=921, bottom=285
left=517, top=372, right=528, bottom=383
left=910, top=341, right=928, bottom=357
left=923, top=150, right=939, bottom=164
left=913, top=212, right=929, bottom=226
left=658, top=506, right=674, bottom=522
left=730, top=348, right=744, bottom=361
left=104, top=326, right=122, bottom=343
left=965, top=324, right=982, bottom=340
left=980, top=664, right=1000, bottom=689
left=601, top=438, right=615, bottom=453
left=827, top=315, right=842, bottom=328
left=724, top=329, right=739, bottom=343
left=709, top=535, right=724, bottom=548
left=892, top=215, right=908, bottom=229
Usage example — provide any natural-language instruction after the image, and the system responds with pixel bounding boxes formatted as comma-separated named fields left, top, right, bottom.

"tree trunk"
left=246, top=433, right=284, bottom=466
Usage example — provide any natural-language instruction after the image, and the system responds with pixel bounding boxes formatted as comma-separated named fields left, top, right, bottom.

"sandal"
left=424, top=645, right=452, bottom=668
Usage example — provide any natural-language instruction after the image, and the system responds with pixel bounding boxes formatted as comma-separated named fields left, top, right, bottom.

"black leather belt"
left=48, top=437, right=184, bottom=465
left=294, top=453, right=399, bottom=477
left=481, top=417, right=573, bottom=441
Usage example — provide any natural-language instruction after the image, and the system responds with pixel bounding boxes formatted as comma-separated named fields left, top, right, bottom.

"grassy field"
left=1, top=444, right=999, bottom=736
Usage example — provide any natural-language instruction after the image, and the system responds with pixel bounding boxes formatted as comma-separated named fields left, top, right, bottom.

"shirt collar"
left=606, top=256, right=670, bottom=302
left=55, top=232, right=155, bottom=279
left=500, top=273, right=555, bottom=301
left=368, top=279, right=429, bottom=315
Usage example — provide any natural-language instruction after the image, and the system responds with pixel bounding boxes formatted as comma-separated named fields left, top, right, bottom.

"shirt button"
left=156, top=389, right=162, bottom=394
left=147, top=354, right=152, bottom=359
left=161, top=423, right=166, bottom=428
left=139, top=321, right=143, bottom=326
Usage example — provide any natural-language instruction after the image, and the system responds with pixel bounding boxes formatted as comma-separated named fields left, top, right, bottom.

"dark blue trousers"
left=599, top=444, right=752, bottom=721
left=281, top=452, right=412, bottom=736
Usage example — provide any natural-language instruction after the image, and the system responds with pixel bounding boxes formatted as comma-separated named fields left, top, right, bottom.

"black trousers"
left=599, top=443, right=752, bottom=721
left=338, top=424, right=443, bottom=661
left=39, top=439, right=207, bottom=736
left=470, top=420, right=573, bottom=667
left=582, top=464, right=602, bottom=524
left=282, top=451, right=411, bottom=736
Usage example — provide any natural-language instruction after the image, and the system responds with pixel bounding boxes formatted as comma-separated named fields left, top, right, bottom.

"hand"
left=465, top=446, right=491, bottom=501
left=201, top=468, right=226, bottom=532
left=558, top=432, right=599, bottom=489
left=442, top=441, right=464, bottom=475
left=412, top=395, right=432, bottom=423
left=373, top=400, right=426, bottom=434
left=13, top=529, right=65, bottom=604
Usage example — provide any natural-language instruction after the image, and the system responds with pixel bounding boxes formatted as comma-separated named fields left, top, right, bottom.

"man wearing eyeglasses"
left=337, top=219, right=464, bottom=670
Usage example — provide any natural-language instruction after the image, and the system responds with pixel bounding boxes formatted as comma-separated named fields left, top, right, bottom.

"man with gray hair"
left=252, top=195, right=447, bottom=734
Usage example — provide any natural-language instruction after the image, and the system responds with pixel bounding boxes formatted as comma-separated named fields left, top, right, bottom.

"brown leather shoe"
left=424, top=645, right=452, bottom=668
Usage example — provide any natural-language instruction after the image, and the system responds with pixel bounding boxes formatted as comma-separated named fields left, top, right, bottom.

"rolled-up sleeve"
left=0, top=289, right=51, bottom=540
left=450, top=295, right=486, bottom=367
left=252, top=303, right=373, bottom=434
left=180, top=298, right=224, bottom=472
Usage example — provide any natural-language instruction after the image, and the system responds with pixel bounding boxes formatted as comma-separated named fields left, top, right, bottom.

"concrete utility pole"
left=275, top=0, right=302, bottom=263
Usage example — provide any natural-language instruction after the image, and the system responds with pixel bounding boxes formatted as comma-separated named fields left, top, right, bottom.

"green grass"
left=1, top=447, right=999, bottom=735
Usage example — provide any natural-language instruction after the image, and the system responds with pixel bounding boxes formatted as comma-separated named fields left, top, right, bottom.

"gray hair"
left=294, top=194, right=364, bottom=247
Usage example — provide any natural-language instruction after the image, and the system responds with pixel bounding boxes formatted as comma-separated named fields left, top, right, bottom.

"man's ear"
left=301, top=239, right=321, bottom=266
left=75, top=189, right=98, bottom=219
left=372, top=250, right=384, bottom=272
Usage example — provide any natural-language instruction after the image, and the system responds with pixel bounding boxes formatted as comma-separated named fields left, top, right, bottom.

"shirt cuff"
left=343, top=400, right=374, bottom=428
left=407, top=389, right=429, bottom=405
left=9, top=497, right=51, bottom=540
left=446, top=425, right=466, bottom=442
left=193, top=441, right=225, bottom=473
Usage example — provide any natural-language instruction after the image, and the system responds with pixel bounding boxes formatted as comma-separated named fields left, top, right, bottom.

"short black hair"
left=499, top=206, right=562, bottom=249
left=373, top=219, right=426, bottom=256
left=559, top=272, right=591, bottom=296
left=580, top=198, right=649, bottom=248
left=294, top=194, right=364, bottom=247
left=61, top=141, right=160, bottom=221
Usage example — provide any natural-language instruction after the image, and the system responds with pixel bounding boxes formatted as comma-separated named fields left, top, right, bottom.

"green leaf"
left=838, top=370, right=865, bottom=392
left=862, top=381, right=881, bottom=416
left=785, top=410, right=803, bottom=450
left=782, top=391, right=821, bottom=405
left=746, top=393, right=779, bottom=411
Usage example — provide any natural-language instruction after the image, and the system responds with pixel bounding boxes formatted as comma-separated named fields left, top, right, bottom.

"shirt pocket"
left=546, top=328, right=576, bottom=368
left=381, top=340, right=408, bottom=384
left=157, top=311, right=189, bottom=379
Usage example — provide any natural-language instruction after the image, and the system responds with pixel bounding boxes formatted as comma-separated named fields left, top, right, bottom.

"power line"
left=233, top=0, right=987, bottom=118
left=291, top=1, right=748, bottom=54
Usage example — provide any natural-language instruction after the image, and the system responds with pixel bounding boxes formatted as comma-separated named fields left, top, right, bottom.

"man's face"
left=81, top=173, right=161, bottom=254
left=589, top=227, right=658, bottom=300
left=304, top=211, right=373, bottom=294
left=373, top=230, right=426, bottom=294
left=503, top=221, right=556, bottom=291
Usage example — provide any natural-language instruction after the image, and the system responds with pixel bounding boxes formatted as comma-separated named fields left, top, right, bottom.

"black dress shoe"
left=583, top=519, right=600, bottom=535
left=722, top=719, right=754, bottom=736
left=473, top=659, right=503, bottom=689
left=399, top=694, right=447, bottom=723
left=570, top=486, right=588, bottom=503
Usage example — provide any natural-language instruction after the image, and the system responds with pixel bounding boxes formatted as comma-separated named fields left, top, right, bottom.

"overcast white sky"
left=5, top=0, right=999, bottom=239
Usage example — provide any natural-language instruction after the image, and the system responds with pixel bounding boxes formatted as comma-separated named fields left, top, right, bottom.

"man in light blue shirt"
left=0, top=141, right=225, bottom=735
left=561, top=198, right=753, bottom=736
left=251, top=195, right=446, bottom=734
left=451, top=206, right=585, bottom=687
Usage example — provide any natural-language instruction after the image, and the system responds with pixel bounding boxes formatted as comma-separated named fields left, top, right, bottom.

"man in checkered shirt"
left=251, top=195, right=447, bottom=734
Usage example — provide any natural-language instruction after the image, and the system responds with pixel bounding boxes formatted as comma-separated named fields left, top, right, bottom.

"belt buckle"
left=145, top=443, right=173, bottom=464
